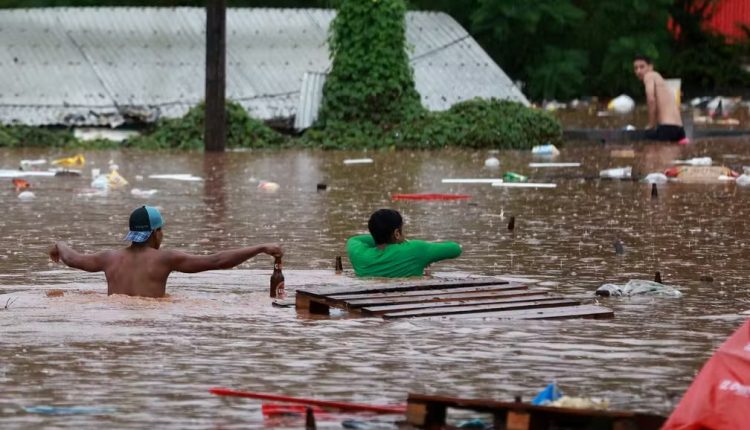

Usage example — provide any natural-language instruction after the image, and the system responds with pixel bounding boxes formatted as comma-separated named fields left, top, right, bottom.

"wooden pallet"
left=295, top=278, right=613, bottom=320
left=406, top=393, right=666, bottom=430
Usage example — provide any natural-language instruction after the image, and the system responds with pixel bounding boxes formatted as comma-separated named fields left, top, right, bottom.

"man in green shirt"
left=346, top=209, right=462, bottom=277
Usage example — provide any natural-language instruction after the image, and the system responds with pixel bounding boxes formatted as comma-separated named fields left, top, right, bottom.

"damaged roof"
left=0, top=7, right=528, bottom=127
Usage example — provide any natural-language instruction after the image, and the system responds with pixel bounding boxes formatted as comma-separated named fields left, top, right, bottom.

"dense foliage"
left=316, top=0, right=423, bottom=126
left=303, top=98, right=562, bottom=149
left=0, top=126, right=119, bottom=149
left=128, top=102, right=288, bottom=150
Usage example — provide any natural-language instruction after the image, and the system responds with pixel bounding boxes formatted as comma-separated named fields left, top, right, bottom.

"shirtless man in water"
left=633, top=54, right=685, bottom=142
left=48, top=205, right=283, bottom=298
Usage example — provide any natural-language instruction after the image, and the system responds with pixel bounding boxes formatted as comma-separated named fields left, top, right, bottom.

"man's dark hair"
left=634, top=54, right=652, bottom=64
left=368, top=209, right=403, bottom=245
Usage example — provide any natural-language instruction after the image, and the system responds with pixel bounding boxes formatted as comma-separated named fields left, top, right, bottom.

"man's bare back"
left=643, top=71, right=682, bottom=127
left=102, top=246, right=172, bottom=297
left=49, top=206, right=283, bottom=298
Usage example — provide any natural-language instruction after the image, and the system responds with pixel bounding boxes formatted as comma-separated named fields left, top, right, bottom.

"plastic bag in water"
left=596, top=280, right=682, bottom=297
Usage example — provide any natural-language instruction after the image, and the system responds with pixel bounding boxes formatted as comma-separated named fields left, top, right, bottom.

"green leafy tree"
left=470, top=0, right=586, bottom=100
left=316, top=0, right=423, bottom=126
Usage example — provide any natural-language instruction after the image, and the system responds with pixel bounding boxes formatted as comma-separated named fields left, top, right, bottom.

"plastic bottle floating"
left=51, top=154, right=86, bottom=168
left=258, top=181, right=280, bottom=192
left=599, top=166, right=632, bottom=179
left=502, top=172, right=528, bottom=183
left=19, top=159, right=46, bottom=170
left=531, top=144, right=560, bottom=156
left=673, top=157, right=712, bottom=166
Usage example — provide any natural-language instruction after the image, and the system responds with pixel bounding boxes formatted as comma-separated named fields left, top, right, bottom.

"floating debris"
left=531, top=144, right=560, bottom=156
left=442, top=178, right=503, bottom=184
left=528, top=162, right=581, bottom=168
left=343, top=158, right=373, bottom=165
left=258, top=181, right=280, bottom=192
left=484, top=157, right=500, bottom=168
left=148, top=174, right=203, bottom=182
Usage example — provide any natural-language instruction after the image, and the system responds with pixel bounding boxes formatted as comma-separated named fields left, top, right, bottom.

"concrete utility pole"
left=204, top=0, right=227, bottom=152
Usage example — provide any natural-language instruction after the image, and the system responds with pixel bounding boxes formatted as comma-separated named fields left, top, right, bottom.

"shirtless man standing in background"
left=633, top=54, right=686, bottom=142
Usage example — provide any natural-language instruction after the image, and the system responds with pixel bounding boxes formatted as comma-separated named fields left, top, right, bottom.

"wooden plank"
left=296, top=278, right=511, bottom=298
left=294, top=293, right=330, bottom=315
left=328, top=283, right=528, bottom=300
left=342, top=288, right=533, bottom=309
left=406, top=394, right=664, bottom=422
left=360, top=293, right=553, bottom=316
left=381, top=299, right=580, bottom=319
left=419, top=305, right=614, bottom=320
left=506, top=411, right=531, bottom=430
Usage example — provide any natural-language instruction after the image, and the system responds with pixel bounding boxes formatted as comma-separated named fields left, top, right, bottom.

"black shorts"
left=645, top=125, right=686, bottom=142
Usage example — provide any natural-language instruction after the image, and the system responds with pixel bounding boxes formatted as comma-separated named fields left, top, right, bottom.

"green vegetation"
left=317, top=0, right=422, bottom=126
left=0, top=102, right=289, bottom=150
left=306, top=0, right=558, bottom=149
left=0, top=126, right=120, bottom=149
left=303, top=99, right=561, bottom=149
left=128, top=102, right=288, bottom=150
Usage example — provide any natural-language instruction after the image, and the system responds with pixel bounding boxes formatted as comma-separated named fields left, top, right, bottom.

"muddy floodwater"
left=2, top=140, right=750, bottom=428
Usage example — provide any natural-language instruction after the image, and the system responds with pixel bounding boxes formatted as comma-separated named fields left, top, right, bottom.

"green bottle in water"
left=503, top=172, right=528, bottom=182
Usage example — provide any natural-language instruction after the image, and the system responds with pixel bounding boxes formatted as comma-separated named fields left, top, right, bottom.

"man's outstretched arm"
left=49, top=241, right=111, bottom=272
left=166, top=243, right=283, bottom=273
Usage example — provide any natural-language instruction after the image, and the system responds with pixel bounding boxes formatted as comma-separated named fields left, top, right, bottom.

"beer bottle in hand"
left=270, top=257, right=285, bottom=298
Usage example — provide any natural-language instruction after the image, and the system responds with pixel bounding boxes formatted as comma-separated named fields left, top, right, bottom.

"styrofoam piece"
left=148, top=174, right=203, bottom=181
left=492, top=182, right=557, bottom=188
left=442, top=178, right=504, bottom=184
left=18, top=191, right=36, bottom=200
left=0, top=169, right=56, bottom=178
left=343, top=158, right=374, bottom=165
left=528, top=162, right=581, bottom=168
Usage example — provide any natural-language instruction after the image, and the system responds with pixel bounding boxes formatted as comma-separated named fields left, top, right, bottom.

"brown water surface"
left=1, top=141, right=750, bottom=428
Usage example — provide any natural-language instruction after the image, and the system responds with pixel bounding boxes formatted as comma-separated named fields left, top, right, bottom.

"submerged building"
left=0, top=8, right=527, bottom=129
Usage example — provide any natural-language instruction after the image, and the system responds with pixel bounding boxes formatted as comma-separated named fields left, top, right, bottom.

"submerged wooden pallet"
left=295, top=278, right=613, bottom=320
left=406, top=393, right=666, bottom=430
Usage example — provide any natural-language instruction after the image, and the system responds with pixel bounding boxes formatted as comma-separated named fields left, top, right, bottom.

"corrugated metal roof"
left=294, top=71, right=326, bottom=131
left=0, top=7, right=528, bottom=127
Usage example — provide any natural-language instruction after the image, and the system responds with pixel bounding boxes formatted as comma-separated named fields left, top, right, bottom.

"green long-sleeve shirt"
left=346, top=234, right=462, bottom=277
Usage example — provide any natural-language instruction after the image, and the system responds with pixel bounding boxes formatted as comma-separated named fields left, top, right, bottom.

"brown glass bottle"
left=270, top=257, right=285, bottom=298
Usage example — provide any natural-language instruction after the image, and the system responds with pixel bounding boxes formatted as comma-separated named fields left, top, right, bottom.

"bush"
left=302, top=98, right=562, bottom=149
left=128, top=101, right=288, bottom=150
left=0, top=126, right=119, bottom=149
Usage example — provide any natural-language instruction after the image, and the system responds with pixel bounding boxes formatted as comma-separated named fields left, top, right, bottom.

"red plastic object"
left=209, top=388, right=406, bottom=414
left=662, top=319, right=750, bottom=429
left=391, top=193, right=470, bottom=201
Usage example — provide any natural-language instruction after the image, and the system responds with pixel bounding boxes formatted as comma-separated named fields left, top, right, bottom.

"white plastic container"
left=599, top=166, right=632, bottom=179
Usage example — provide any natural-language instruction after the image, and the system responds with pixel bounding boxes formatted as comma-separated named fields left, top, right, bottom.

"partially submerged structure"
left=0, top=8, right=527, bottom=130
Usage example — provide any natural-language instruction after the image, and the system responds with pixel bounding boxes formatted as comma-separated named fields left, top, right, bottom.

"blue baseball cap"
left=124, top=205, right=164, bottom=243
